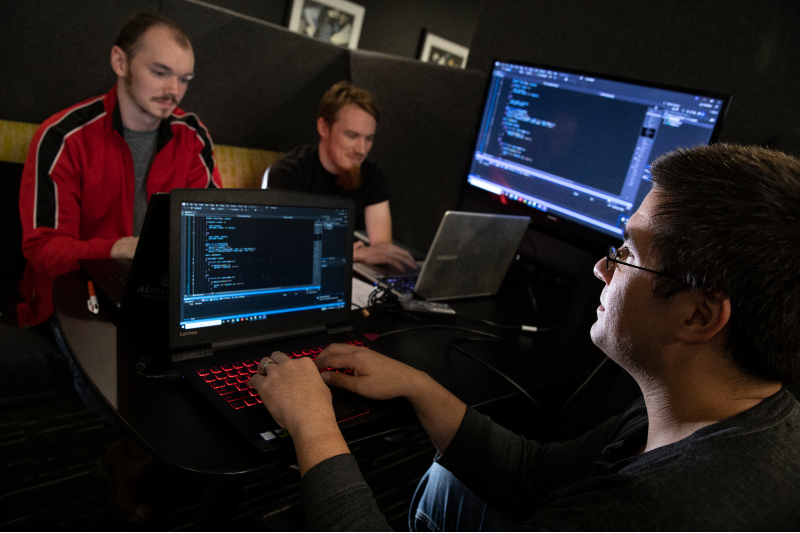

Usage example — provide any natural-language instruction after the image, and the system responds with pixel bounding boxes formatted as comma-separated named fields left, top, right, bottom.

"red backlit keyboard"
left=196, top=339, right=367, bottom=410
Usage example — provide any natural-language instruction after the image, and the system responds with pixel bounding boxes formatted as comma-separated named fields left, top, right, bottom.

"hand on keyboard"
left=247, top=351, right=334, bottom=432
left=315, top=343, right=425, bottom=401
left=196, top=340, right=366, bottom=410
left=354, top=242, right=417, bottom=272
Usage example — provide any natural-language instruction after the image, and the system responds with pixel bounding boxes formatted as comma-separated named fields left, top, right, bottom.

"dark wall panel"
left=349, top=50, right=487, bottom=252
left=467, top=0, right=800, bottom=156
left=0, top=0, right=159, bottom=123
left=199, top=0, right=482, bottom=60
left=163, top=0, right=350, bottom=149
left=355, top=0, right=481, bottom=60
left=193, top=0, right=287, bottom=25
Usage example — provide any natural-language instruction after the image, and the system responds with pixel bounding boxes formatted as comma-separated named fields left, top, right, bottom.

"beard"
left=335, top=163, right=362, bottom=190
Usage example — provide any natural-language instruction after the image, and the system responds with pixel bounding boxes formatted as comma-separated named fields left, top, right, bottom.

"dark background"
left=200, top=0, right=800, bottom=155
left=468, top=0, right=800, bottom=155
left=202, top=0, right=481, bottom=60
left=1, top=0, right=798, bottom=329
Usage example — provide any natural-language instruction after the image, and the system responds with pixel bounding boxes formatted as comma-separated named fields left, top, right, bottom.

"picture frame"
left=419, top=32, right=469, bottom=69
left=287, top=0, right=365, bottom=50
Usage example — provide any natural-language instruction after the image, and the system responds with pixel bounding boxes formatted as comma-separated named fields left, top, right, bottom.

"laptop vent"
left=171, top=346, right=213, bottom=363
left=327, top=324, right=354, bottom=335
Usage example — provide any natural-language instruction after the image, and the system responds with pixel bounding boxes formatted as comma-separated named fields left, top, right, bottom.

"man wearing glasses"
left=249, top=144, right=800, bottom=529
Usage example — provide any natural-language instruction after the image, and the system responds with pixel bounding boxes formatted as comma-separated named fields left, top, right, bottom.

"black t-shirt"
left=267, top=144, right=389, bottom=230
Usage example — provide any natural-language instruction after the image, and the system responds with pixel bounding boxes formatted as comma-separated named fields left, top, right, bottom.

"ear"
left=677, top=289, right=731, bottom=344
left=317, top=117, right=330, bottom=139
left=110, top=45, right=128, bottom=78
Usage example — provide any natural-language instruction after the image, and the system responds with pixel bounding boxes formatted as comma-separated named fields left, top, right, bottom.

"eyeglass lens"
left=606, top=246, right=616, bottom=271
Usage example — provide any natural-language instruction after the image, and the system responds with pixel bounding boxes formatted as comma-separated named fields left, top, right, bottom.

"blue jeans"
left=409, top=463, right=523, bottom=531
left=49, top=316, right=119, bottom=427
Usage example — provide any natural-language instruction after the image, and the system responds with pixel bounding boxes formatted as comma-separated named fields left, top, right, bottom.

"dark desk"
left=53, top=260, right=603, bottom=477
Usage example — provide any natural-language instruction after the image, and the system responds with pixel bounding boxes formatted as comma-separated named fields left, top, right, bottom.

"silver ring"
left=262, top=360, right=275, bottom=371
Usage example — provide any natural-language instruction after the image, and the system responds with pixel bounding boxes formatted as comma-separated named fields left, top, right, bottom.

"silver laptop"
left=354, top=211, right=530, bottom=300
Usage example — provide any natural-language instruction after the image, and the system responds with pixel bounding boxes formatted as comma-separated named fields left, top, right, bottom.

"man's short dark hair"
left=115, top=12, right=191, bottom=58
left=319, top=81, right=380, bottom=125
left=649, top=144, right=800, bottom=384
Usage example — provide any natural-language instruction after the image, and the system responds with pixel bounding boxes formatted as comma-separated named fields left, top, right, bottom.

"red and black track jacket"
left=18, top=85, right=222, bottom=326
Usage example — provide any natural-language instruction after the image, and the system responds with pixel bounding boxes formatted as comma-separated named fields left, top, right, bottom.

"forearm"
left=292, top=415, right=351, bottom=477
left=302, top=454, right=391, bottom=531
left=318, top=346, right=467, bottom=454
left=23, top=234, right=117, bottom=279
left=364, top=201, right=392, bottom=244
left=404, top=371, right=467, bottom=454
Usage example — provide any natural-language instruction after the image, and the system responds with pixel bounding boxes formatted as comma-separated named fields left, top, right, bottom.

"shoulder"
left=527, top=393, right=800, bottom=530
left=687, top=389, right=800, bottom=473
left=268, top=144, right=320, bottom=188
left=537, top=436, right=800, bottom=530
left=32, top=94, right=109, bottom=163
left=274, top=144, right=318, bottom=168
left=169, top=109, right=213, bottom=144
left=37, top=95, right=108, bottom=141
left=356, top=158, right=389, bottom=204
left=360, top=157, right=383, bottom=177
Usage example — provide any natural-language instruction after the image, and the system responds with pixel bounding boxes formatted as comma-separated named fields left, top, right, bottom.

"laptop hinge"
left=211, top=325, right=326, bottom=351
left=171, top=345, right=214, bottom=363
left=327, top=323, right=354, bottom=335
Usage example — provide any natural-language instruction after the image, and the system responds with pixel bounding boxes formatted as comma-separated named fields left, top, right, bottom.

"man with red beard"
left=267, top=81, right=416, bottom=272
left=17, top=13, right=221, bottom=522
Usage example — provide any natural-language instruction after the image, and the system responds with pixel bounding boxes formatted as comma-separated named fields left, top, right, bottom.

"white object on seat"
left=261, top=166, right=270, bottom=189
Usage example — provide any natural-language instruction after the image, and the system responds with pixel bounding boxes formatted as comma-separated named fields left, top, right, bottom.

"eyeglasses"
left=605, top=245, right=679, bottom=279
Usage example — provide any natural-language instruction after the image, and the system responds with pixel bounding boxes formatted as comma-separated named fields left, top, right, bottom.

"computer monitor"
left=466, top=61, right=730, bottom=248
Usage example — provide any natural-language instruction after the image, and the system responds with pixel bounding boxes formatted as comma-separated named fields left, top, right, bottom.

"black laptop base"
left=176, top=331, right=378, bottom=452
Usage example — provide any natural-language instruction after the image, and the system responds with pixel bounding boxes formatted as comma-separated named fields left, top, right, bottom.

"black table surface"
left=54, top=261, right=604, bottom=476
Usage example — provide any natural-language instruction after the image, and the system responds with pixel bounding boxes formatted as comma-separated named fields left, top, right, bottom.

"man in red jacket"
left=18, top=13, right=222, bottom=328
left=17, top=13, right=222, bottom=523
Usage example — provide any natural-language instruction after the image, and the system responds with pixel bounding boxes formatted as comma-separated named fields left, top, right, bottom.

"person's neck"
left=316, top=141, right=338, bottom=175
left=116, top=83, right=161, bottom=132
left=634, top=345, right=781, bottom=454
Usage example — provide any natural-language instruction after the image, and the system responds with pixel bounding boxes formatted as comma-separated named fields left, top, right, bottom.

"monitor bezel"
left=462, top=59, right=732, bottom=254
left=168, top=188, right=355, bottom=351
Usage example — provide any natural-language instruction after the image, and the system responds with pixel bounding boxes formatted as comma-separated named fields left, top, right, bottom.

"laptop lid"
left=79, top=192, right=170, bottom=315
left=168, top=189, right=355, bottom=352
left=120, top=192, right=170, bottom=314
left=414, top=211, right=530, bottom=301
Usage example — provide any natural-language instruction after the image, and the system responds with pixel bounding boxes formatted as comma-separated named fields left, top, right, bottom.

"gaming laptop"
left=166, top=189, right=385, bottom=451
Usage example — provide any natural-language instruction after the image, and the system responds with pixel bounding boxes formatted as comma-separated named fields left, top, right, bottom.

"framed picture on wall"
left=287, top=0, right=365, bottom=50
left=419, top=32, right=469, bottom=69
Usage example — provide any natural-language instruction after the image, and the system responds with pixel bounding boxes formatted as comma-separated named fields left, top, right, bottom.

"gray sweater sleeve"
left=298, top=409, right=623, bottom=531
left=301, top=453, right=392, bottom=531
left=437, top=406, right=624, bottom=516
